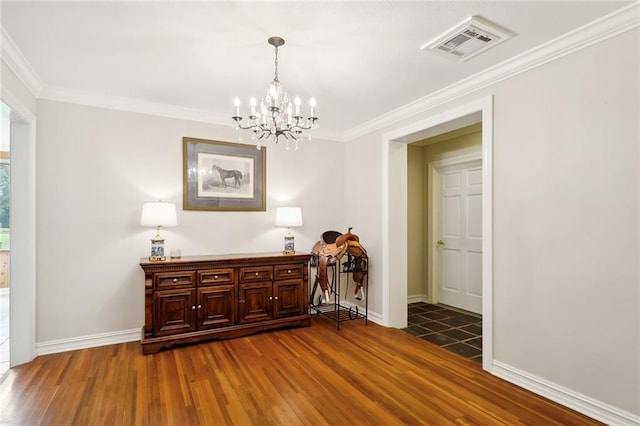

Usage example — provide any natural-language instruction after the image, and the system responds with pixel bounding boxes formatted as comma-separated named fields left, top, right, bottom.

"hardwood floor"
left=0, top=317, right=601, bottom=425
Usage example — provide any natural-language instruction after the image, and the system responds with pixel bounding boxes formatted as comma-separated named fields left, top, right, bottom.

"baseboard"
left=33, top=304, right=383, bottom=356
left=492, top=361, right=640, bottom=426
left=0, top=288, right=9, bottom=296
left=33, top=306, right=385, bottom=356
left=36, top=328, right=141, bottom=356
left=407, top=294, right=429, bottom=304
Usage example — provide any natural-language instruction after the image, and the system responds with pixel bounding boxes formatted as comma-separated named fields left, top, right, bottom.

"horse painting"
left=211, top=164, right=242, bottom=188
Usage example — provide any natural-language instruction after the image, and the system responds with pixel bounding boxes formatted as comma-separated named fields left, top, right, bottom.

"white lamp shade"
left=275, top=207, right=303, bottom=227
left=140, top=202, right=177, bottom=227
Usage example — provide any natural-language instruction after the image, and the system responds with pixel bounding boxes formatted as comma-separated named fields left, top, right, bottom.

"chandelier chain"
left=274, top=44, right=279, bottom=83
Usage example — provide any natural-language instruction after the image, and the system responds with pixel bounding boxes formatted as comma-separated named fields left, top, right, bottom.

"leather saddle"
left=311, top=228, right=367, bottom=303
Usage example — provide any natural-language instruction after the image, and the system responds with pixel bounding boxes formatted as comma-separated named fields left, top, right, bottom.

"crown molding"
left=2, top=3, right=638, bottom=143
left=40, top=85, right=231, bottom=124
left=342, top=2, right=640, bottom=142
left=0, top=27, right=43, bottom=97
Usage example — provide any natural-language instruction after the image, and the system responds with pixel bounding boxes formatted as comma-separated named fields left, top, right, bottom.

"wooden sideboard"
left=140, top=252, right=312, bottom=354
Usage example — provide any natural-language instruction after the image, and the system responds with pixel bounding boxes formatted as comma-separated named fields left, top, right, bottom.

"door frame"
left=382, top=95, right=493, bottom=371
left=427, top=153, right=482, bottom=309
left=1, top=88, right=37, bottom=367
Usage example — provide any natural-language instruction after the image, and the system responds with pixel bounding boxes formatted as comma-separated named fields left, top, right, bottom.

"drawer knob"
left=172, top=278, right=178, bottom=283
left=287, top=270, right=291, bottom=274
left=198, top=305, right=202, bottom=309
left=214, top=275, right=219, bottom=280
left=274, top=297, right=278, bottom=300
left=255, top=272, right=259, bottom=276
left=191, top=305, right=196, bottom=310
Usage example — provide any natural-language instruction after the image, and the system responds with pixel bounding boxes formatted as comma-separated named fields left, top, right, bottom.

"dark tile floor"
left=402, top=302, right=482, bottom=364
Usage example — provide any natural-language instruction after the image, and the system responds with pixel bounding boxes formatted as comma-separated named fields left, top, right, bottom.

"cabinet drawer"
left=199, top=268, right=235, bottom=286
left=239, top=266, right=273, bottom=283
left=274, top=264, right=304, bottom=280
left=154, top=272, right=196, bottom=289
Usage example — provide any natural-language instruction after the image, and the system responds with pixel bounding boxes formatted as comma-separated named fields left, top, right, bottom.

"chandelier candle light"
left=232, top=37, right=318, bottom=151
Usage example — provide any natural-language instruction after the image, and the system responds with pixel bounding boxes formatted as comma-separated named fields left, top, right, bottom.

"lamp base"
left=150, top=236, right=165, bottom=262
left=283, top=233, right=295, bottom=255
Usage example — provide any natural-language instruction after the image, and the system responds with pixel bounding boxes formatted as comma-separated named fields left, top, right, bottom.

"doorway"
left=0, top=91, right=37, bottom=373
left=407, top=123, right=482, bottom=313
left=382, top=95, right=493, bottom=371
left=405, top=123, right=483, bottom=362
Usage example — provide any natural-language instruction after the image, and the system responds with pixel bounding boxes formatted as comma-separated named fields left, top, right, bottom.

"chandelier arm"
left=233, top=120, right=260, bottom=131
left=284, top=131, right=299, bottom=142
left=291, top=121, right=312, bottom=131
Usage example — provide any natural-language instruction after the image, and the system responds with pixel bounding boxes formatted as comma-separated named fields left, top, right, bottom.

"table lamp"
left=140, top=201, right=177, bottom=261
left=275, top=207, right=303, bottom=254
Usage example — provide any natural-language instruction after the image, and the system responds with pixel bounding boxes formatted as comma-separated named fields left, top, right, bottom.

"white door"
left=435, top=159, right=482, bottom=314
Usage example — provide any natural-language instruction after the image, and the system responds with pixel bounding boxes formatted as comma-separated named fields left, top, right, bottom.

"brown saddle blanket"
left=311, top=228, right=367, bottom=295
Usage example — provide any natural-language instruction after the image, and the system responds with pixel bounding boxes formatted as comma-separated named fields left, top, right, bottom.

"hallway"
left=403, top=302, right=482, bottom=363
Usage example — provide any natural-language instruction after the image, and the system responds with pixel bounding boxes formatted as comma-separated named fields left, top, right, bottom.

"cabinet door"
left=154, top=289, right=197, bottom=336
left=198, top=285, right=235, bottom=329
left=239, top=282, right=272, bottom=323
left=273, top=279, right=304, bottom=318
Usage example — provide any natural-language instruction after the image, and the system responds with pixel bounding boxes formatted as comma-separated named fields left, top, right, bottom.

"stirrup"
left=321, top=289, right=331, bottom=305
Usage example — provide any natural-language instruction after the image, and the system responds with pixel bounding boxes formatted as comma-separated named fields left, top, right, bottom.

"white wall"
left=35, top=100, right=344, bottom=343
left=347, top=28, right=639, bottom=418
left=343, top=134, right=386, bottom=321
left=490, top=28, right=639, bottom=415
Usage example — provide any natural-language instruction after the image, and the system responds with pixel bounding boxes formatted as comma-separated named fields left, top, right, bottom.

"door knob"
left=437, top=240, right=444, bottom=246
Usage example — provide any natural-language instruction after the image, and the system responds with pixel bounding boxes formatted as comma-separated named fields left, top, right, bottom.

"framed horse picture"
left=183, top=137, right=266, bottom=211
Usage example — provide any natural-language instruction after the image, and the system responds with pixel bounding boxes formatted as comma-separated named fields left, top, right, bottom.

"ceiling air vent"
left=421, top=16, right=514, bottom=62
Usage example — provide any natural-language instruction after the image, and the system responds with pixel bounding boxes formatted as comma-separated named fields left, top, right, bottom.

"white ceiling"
left=0, top=1, right=632, bottom=140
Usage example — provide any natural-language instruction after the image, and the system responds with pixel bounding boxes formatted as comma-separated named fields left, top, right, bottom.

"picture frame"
left=183, top=137, right=266, bottom=211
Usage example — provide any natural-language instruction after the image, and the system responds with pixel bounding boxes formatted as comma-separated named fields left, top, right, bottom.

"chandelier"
left=232, top=37, right=318, bottom=151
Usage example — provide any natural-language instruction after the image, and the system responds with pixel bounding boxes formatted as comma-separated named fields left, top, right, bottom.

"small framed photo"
left=183, top=137, right=266, bottom=211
